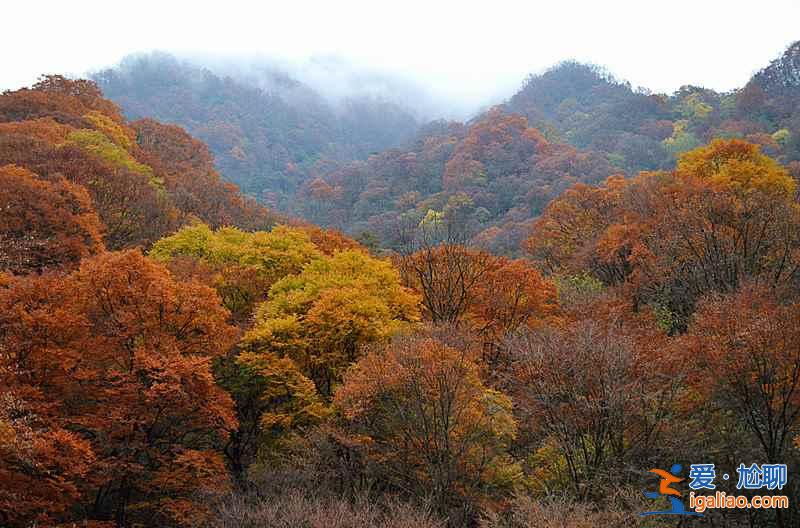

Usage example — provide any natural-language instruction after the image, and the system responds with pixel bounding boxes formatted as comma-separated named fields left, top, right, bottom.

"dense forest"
left=1, top=41, right=800, bottom=528
left=95, top=44, right=800, bottom=255
left=94, top=53, right=422, bottom=210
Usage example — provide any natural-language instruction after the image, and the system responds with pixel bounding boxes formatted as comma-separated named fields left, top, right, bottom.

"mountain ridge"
left=92, top=42, right=800, bottom=253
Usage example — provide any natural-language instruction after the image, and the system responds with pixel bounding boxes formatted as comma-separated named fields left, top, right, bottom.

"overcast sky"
left=3, top=0, right=799, bottom=108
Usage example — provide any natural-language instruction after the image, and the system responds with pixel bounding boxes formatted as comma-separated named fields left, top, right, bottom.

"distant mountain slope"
left=0, top=75, right=281, bottom=272
left=91, top=43, right=800, bottom=256
left=504, top=42, right=800, bottom=174
left=750, top=40, right=800, bottom=97
left=94, top=53, right=421, bottom=209
left=739, top=40, right=800, bottom=152
left=299, top=108, right=615, bottom=255
left=504, top=61, right=674, bottom=172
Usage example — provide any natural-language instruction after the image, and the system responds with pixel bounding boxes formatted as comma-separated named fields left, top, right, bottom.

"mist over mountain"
left=184, top=52, right=487, bottom=121
left=6, top=0, right=800, bottom=524
left=94, top=52, right=434, bottom=209
left=92, top=42, right=800, bottom=254
left=294, top=42, right=800, bottom=253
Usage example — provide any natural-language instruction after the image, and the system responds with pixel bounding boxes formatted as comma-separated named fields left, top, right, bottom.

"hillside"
left=321, top=40, right=800, bottom=253
left=90, top=44, right=800, bottom=257
left=4, top=37, right=800, bottom=528
left=506, top=42, right=800, bottom=174
left=5, top=81, right=800, bottom=524
left=94, top=53, right=421, bottom=209
left=0, top=76, right=287, bottom=270
left=299, top=109, right=615, bottom=254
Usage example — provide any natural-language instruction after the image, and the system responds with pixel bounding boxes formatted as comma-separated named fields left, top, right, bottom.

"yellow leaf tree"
left=231, top=250, right=419, bottom=469
left=150, top=223, right=322, bottom=321
left=242, top=250, right=420, bottom=397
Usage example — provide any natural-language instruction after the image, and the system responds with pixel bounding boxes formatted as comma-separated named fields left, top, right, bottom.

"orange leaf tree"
left=0, top=250, right=237, bottom=527
left=334, top=331, right=521, bottom=520
left=684, top=286, right=800, bottom=463
left=0, top=164, right=104, bottom=274
left=526, top=139, right=800, bottom=331
left=399, top=244, right=558, bottom=365
left=506, top=295, right=679, bottom=499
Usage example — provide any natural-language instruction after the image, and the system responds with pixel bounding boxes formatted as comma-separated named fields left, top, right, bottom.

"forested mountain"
left=0, top=75, right=283, bottom=268
left=94, top=53, right=421, bottom=209
left=5, top=44, right=800, bottom=528
left=92, top=45, right=800, bottom=255
left=299, top=109, right=615, bottom=254
left=506, top=41, right=800, bottom=174
left=0, top=75, right=372, bottom=527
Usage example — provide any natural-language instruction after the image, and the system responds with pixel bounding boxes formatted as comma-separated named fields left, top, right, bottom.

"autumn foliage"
left=682, top=286, right=800, bottom=463
left=0, top=75, right=278, bottom=257
left=5, top=65, right=800, bottom=528
left=149, top=222, right=323, bottom=321
left=528, top=139, right=800, bottom=330
left=506, top=295, right=679, bottom=499
left=0, top=251, right=237, bottom=526
left=297, top=108, right=615, bottom=253
left=0, top=164, right=104, bottom=274
left=335, top=332, right=520, bottom=521
left=242, top=249, right=420, bottom=398
left=94, top=44, right=800, bottom=260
